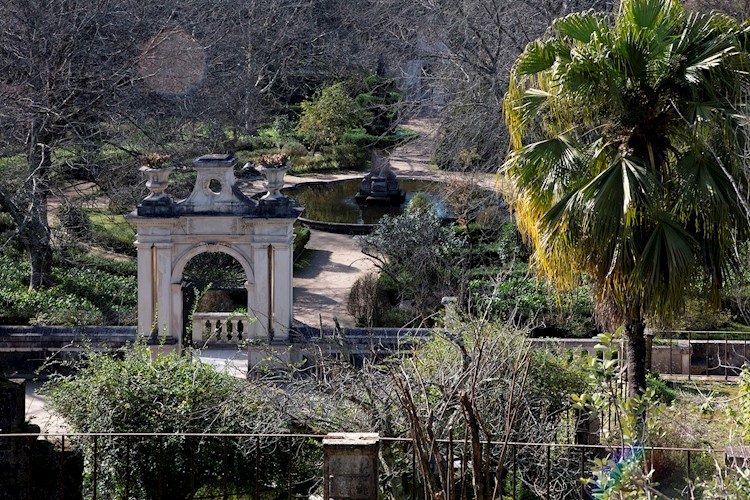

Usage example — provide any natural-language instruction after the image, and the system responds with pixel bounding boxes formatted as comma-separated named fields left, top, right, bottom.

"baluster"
left=232, top=319, right=240, bottom=342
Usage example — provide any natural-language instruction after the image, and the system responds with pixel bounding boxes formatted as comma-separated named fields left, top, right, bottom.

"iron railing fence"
left=0, top=432, right=731, bottom=500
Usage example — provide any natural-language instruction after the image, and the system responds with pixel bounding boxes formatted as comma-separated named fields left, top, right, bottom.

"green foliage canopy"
left=502, top=0, right=750, bottom=392
left=297, top=82, right=371, bottom=150
left=504, top=0, right=750, bottom=323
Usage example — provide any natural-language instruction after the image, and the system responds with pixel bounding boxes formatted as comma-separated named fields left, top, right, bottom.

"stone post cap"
left=323, top=432, right=380, bottom=446
left=193, top=154, right=237, bottom=168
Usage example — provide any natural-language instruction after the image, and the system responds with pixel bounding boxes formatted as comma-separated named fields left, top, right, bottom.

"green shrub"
left=342, top=127, right=416, bottom=149
left=289, top=155, right=338, bottom=174
left=647, top=373, right=678, bottom=405
left=328, top=143, right=367, bottom=170
left=297, top=83, right=371, bottom=152
left=293, top=226, right=311, bottom=259
left=281, top=141, right=308, bottom=159
left=42, top=344, right=314, bottom=499
left=234, top=135, right=276, bottom=151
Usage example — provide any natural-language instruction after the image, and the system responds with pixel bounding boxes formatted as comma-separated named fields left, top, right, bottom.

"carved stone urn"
left=140, top=166, right=175, bottom=201
left=259, top=165, right=290, bottom=201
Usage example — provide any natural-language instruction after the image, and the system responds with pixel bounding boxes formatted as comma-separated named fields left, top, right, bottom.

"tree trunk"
left=21, top=123, right=54, bottom=290
left=28, top=239, right=54, bottom=290
left=623, top=317, right=647, bottom=397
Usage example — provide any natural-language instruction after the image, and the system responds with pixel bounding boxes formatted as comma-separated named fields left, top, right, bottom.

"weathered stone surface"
left=323, top=433, right=379, bottom=500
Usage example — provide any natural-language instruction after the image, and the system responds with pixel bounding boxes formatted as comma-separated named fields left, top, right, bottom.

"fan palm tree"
left=502, top=0, right=750, bottom=395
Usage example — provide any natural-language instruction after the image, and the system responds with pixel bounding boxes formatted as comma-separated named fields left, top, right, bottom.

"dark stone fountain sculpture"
left=355, top=151, right=405, bottom=206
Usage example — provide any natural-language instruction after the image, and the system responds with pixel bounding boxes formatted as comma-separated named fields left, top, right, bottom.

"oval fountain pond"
left=283, top=178, right=453, bottom=233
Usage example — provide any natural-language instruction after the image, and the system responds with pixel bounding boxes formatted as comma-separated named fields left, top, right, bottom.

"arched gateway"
left=129, top=154, right=301, bottom=347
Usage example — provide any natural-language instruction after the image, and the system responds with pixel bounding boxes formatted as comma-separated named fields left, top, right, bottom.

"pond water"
left=283, top=178, right=453, bottom=225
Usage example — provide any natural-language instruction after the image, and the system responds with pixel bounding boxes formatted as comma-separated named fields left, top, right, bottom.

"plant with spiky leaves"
left=502, top=0, right=750, bottom=396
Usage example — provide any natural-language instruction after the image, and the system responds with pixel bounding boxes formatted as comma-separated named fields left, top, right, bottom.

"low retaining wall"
left=2, top=325, right=749, bottom=377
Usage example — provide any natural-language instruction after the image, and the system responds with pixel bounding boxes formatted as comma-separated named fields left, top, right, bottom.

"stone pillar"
left=644, top=331, right=654, bottom=373
left=154, top=243, right=173, bottom=337
left=323, top=433, right=379, bottom=500
left=272, top=242, right=293, bottom=342
left=251, top=243, right=271, bottom=341
left=135, top=241, right=155, bottom=335
left=0, top=378, right=31, bottom=494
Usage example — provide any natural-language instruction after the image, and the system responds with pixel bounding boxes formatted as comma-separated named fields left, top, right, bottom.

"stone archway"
left=175, top=246, right=253, bottom=346
left=129, top=154, right=301, bottom=348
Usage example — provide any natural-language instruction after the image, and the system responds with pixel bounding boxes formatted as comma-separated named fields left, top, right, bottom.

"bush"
left=297, top=83, right=371, bottom=152
left=281, top=141, right=308, bottom=159
left=293, top=226, right=311, bottom=259
left=42, top=344, right=315, bottom=498
left=328, top=143, right=367, bottom=169
left=342, top=127, right=416, bottom=150
left=289, top=154, right=338, bottom=174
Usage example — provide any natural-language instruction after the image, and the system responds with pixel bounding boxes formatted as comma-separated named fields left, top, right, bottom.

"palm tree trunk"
left=623, top=317, right=647, bottom=397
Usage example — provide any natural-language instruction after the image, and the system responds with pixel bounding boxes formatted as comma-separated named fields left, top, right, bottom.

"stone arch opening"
left=181, top=251, right=248, bottom=345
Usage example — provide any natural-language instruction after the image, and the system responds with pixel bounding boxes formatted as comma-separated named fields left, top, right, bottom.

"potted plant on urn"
left=140, top=152, right=174, bottom=201
left=256, top=153, right=289, bottom=200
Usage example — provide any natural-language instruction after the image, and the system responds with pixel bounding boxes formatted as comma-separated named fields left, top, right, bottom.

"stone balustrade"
left=191, top=312, right=253, bottom=345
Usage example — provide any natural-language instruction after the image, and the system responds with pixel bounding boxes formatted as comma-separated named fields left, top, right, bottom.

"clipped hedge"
left=293, top=226, right=311, bottom=260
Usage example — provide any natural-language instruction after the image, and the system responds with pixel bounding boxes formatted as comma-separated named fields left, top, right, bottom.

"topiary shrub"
left=293, top=226, right=311, bottom=260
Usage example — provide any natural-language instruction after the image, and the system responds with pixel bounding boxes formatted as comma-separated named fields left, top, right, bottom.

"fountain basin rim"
left=297, top=217, right=374, bottom=235
left=284, top=177, right=455, bottom=234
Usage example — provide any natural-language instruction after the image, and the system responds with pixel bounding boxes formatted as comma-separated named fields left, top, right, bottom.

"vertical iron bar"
left=255, top=436, right=260, bottom=500
left=92, top=435, right=98, bottom=500
left=706, top=338, right=710, bottom=376
left=669, top=331, right=674, bottom=375
left=223, top=438, right=229, bottom=500
left=512, top=444, right=517, bottom=500
left=411, top=440, right=416, bottom=500
left=687, top=450, right=692, bottom=481
left=546, top=444, right=551, bottom=499
left=125, top=436, right=131, bottom=500
left=59, top=436, right=66, bottom=497
left=288, top=436, right=293, bottom=500
left=190, top=436, right=195, bottom=500
left=580, top=445, right=586, bottom=500
left=725, top=331, right=729, bottom=380
left=447, top=432, right=454, bottom=500
left=484, top=441, right=491, bottom=499
left=460, top=431, right=468, bottom=500
left=688, top=331, right=693, bottom=380
left=158, top=436, right=163, bottom=500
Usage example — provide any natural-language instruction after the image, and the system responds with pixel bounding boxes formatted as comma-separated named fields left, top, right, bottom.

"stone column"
left=323, top=433, right=379, bottom=500
left=272, top=242, right=293, bottom=342
left=251, top=243, right=271, bottom=341
left=154, top=243, right=173, bottom=337
left=135, top=241, right=155, bottom=335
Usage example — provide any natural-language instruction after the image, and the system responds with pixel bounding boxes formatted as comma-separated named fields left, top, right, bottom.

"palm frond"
left=516, top=40, right=557, bottom=76
left=553, top=10, right=608, bottom=44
